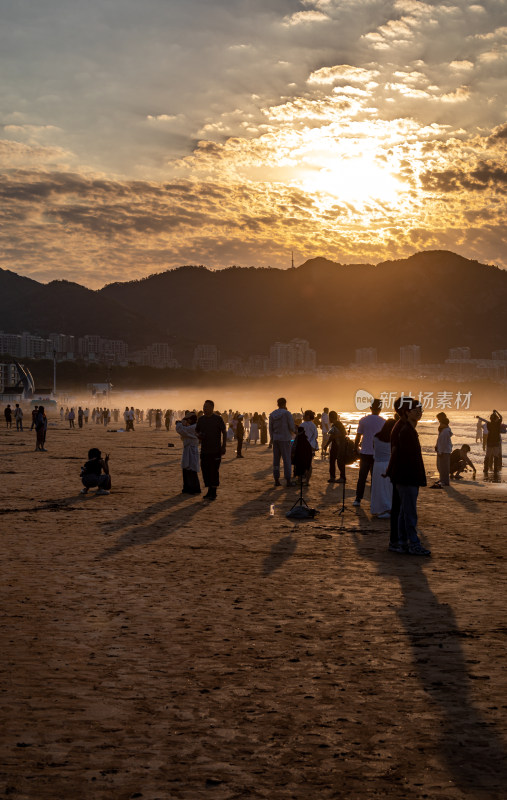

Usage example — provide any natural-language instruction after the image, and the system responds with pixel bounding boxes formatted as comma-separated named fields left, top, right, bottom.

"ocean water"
left=337, top=410, right=506, bottom=487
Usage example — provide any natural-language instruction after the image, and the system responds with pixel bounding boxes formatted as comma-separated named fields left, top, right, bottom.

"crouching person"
left=80, top=448, right=111, bottom=495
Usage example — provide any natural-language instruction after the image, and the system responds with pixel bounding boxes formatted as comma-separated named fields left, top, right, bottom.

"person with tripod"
left=324, top=411, right=347, bottom=483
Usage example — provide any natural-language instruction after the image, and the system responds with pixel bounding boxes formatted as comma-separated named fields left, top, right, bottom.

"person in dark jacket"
left=236, top=415, right=245, bottom=458
left=477, top=411, right=504, bottom=473
left=195, top=399, right=227, bottom=501
left=386, top=397, right=431, bottom=556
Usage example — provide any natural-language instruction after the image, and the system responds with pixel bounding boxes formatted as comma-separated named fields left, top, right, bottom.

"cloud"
left=283, top=9, right=329, bottom=25
left=1, top=0, right=507, bottom=284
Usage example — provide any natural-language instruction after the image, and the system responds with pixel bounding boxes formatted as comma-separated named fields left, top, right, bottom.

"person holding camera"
left=175, top=413, right=201, bottom=495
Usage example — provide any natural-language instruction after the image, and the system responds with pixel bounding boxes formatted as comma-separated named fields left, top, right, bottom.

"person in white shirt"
left=353, top=398, right=386, bottom=506
left=431, top=412, right=453, bottom=488
left=14, top=404, right=23, bottom=431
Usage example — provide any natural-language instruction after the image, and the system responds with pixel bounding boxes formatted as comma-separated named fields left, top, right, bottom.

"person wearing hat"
left=353, top=398, right=386, bottom=506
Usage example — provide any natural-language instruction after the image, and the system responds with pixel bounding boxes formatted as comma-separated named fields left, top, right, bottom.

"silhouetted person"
left=4, top=404, right=12, bottom=428
left=236, top=415, right=245, bottom=458
left=450, top=445, right=476, bottom=480
left=386, top=397, right=430, bottom=556
left=80, top=448, right=111, bottom=495
left=195, top=399, right=226, bottom=501
left=14, top=403, right=23, bottom=431
left=477, top=411, right=504, bottom=473
left=324, top=411, right=347, bottom=482
left=34, top=405, right=47, bottom=452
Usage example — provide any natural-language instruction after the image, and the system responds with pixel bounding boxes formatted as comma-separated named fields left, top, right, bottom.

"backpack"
left=340, top=437, right=357, bottom=465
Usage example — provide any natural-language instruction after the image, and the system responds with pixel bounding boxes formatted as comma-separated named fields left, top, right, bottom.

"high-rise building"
left=400, top=345, right=421, bottom=369
left=448, top=347, right=471, bottom=360
left=355, top=347, right=377, bottom=365
left=269, top=339, right=316, bottom=372
left=192, top=344, right=219, bottom=371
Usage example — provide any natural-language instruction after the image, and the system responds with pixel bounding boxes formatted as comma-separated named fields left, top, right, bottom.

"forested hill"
left=100, top=250, right=507, bottom=363
left=2, top=250, right=506, bottom=364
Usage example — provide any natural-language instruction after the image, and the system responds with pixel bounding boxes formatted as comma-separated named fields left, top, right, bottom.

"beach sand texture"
left=1, top=419, right=507, bottom=800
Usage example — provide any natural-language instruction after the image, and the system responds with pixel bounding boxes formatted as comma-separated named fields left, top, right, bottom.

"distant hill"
left=100, top=250, right=507, bottom=363
left=0, top=269, right=167, bottom=346
left=2, top=251, right=506, bottom=363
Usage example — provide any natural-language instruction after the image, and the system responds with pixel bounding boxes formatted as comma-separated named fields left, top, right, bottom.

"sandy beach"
left=1, top=416, right=507, bottom=800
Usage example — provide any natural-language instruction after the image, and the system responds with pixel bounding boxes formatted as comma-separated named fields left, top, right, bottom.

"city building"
left=400, top=345, right=421, bottom=369
left=269, top=339, right=316, bottom=373
left=130, top=343, right=180, bottom=369
left=220, top=358, right=244, bottom=374
left=78, top=335, right=128, bottom=364
left=192, top=344, right=219, bottom=371
left=49, top=332, right=76, bottom=359
left=0, top=331, right=52, bottom=359
left=448, top=347, right=471, bottom=360
left=355, top=347, right=378, bottom=366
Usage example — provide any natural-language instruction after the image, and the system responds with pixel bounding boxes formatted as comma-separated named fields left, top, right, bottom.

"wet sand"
left=1, top=419, right=507, bottom=800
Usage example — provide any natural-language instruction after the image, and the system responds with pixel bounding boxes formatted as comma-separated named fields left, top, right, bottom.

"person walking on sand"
left=34, top=405, right=47, bottom=451
left=353, top=398, right=385, bottom=507
left=475, top=417, right=483, bottom=443
left=386, top=397, right=430, bottom=556
left=68, top=407, right=75, bottom=428
left=269, top=397, right=296, bottom=487
left=195, top=399, right=226, bottom=501
left=30, top=405, right=38, bottom=430
left=4, top=404, right=12, bottom=428
left=14, top=403, right=23, bottom=431
left=236, top=415, right=245, bottom=458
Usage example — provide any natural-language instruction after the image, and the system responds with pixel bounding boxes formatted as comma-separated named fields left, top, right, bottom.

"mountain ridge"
left=1, top=250, right=505, bottom=364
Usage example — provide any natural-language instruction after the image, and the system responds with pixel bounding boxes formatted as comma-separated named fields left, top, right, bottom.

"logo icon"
left=355, top=389, right=374, bottom=411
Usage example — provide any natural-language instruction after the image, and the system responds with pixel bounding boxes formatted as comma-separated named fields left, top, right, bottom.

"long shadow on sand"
left=102, top=494, right=190, bottom=535
left=352, top=535, right=507, bottom=797
left=232, top=485, right=295, bottom=524
left=262, top=534, right=298, bottom=577
left=96, top=495, right=206, bottom=560
left=444, top=484, right=481, bottom=514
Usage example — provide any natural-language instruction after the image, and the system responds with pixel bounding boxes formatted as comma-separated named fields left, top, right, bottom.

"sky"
left=1, top=0, right=506, bottom=288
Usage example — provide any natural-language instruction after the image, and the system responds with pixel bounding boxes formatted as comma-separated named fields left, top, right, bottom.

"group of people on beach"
left=3, top=395, right=503, bottom=555
left=170, top=396, right=504, bottom=558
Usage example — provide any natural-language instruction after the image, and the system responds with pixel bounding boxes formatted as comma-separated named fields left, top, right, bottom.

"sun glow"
left=296, top=156, right=407, bottom=206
